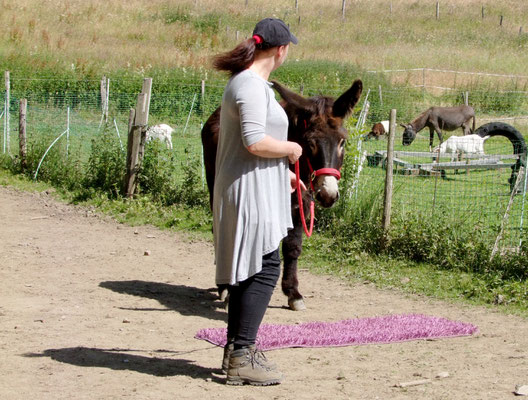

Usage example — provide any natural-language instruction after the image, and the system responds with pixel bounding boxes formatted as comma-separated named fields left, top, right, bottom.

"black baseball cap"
left=252, top=18, right=298, bottom=47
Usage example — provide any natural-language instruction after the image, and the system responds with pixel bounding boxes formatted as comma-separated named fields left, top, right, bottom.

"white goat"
left=146, top=124, right=174, bottom=150
left=433, top=134, right=490, bottom=160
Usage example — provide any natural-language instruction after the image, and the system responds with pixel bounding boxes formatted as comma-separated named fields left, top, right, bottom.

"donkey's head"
left=272, top=80, right=363, bottom=208
left=401, top=123, right=416, bottom=146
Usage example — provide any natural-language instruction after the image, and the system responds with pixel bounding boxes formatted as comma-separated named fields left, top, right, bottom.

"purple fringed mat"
left=195, top=314, right=478, bottom=351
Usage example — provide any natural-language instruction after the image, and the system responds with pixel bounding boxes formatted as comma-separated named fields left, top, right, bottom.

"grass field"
left=1, top=0, right=528, bottom=310
left=356, top=134, right=527, bottom=247
left=1, top=0, right=527, bottom=85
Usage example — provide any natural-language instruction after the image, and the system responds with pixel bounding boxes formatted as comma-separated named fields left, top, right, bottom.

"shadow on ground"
left=99, top=280, right=226, bottom=321
left=24, top=347, right=224, bottom=382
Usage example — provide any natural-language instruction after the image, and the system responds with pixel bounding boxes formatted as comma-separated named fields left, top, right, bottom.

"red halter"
left=306, top=158, right=341, bottom=183
left=295, top=158, right=342, bottom=238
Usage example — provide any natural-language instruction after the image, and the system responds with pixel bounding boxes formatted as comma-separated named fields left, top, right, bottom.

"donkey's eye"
left=308, top=139, right=318, bottom=154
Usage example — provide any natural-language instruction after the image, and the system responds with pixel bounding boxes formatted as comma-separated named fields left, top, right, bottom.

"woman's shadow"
left=99, top=280, right=227, bottom=321
left=24, top=347, right=224, bottom=382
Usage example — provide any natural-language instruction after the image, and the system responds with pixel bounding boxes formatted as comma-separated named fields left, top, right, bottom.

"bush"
left=139, top=141, right=208, bottom=208
left=83, top=127, right=126, bottom=197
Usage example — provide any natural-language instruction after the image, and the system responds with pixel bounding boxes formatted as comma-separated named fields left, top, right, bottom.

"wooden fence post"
left=124, top=124, right=142, bottom=197
left=124, top=78, right=152, bottom=197
left=382, top=109, right=397, bottom=248
left=127, top=108, right=135, bottom=136
left=137, top=78, right=152, bottom=163
left=140, top=78, right=152, bottom=125
left=341, top=0, right=346, bottom=19
left=19, top=99, right=27, bottom=172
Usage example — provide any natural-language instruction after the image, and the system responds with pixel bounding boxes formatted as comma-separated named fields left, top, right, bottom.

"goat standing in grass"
left=365, top=120, right=389, bottom=140
left=433, top=134, right=490, bottom=160
left=433, top=134, right=490, bottom=174
left=146, top=124, right=174, bottom=149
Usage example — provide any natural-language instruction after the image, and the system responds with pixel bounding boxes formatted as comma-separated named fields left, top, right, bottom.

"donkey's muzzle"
left=314, top=176, right=340, bottom=208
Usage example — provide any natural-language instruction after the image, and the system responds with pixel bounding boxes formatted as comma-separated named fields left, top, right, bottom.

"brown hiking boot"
left=221, top=341, right=234, bottom=374
left=222, top=343, right=276, bottom=374
left=226, top=347, right=282, bottom=386
left=249, top=345, right=277, bottom=371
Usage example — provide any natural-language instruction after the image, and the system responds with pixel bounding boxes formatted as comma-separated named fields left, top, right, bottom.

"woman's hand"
left=289, top=170, right=306, bottom=193
left=287, top=142, right=303, bottom=164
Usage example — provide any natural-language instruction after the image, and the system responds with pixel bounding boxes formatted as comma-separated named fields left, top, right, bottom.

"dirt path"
left=0, top=186, right=527, bottom=399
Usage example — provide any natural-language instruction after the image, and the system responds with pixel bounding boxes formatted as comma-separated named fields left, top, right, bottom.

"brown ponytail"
left=213, top=38, right=258, bottom=76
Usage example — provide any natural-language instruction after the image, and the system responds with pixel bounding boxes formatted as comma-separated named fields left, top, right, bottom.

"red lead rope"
left=295, top=160, right=315, bottom=237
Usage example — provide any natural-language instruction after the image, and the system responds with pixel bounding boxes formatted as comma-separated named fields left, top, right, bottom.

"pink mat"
left=195, top=314, right=478, bottom=351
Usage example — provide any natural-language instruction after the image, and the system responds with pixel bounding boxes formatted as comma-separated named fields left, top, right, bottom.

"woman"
left=212, top=18, right=303, bottom=386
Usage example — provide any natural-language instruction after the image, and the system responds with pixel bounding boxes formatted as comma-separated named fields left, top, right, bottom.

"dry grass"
left=0, top=0, right=527, bottom=79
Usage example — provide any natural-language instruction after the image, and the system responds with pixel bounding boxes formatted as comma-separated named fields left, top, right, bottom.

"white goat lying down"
left=433, top=134, right=490, bottom=160
left=146, top=124, right=174, bottom=149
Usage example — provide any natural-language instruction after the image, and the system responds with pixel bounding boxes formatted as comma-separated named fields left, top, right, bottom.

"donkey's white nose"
left=315, top=176, right=339, bottom=208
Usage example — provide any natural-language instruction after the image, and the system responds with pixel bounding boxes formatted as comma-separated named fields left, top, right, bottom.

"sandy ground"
left=0, top=186, right=527, bottom=400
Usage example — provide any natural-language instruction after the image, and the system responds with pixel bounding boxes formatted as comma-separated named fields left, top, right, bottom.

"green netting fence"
left=1, top=78, right=528, bottom=254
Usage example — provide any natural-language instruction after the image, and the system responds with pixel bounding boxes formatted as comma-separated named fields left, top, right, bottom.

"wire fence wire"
left=2, top=79, right=528, bottom=252
left=352, top=133, right=528, bottom=252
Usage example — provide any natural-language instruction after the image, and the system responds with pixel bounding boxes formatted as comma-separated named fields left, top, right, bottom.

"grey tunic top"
left=213, top=69, right=293, bottom=285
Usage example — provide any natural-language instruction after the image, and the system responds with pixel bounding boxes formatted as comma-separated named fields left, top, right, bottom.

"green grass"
left=354, top=132, right=528, bottom=247
left=2, top=0, right=528, bottom=87
left=1, top=167, right=527, bottom=317
left=301, top=227, right=528, bottom=317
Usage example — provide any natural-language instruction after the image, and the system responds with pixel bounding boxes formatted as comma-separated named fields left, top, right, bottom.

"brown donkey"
left=401, top=105, right=476, bottom=150
left=201, top=80, right=363, bottom=310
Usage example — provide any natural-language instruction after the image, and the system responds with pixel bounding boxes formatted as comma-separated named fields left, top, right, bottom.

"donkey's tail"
left=472, top=116, right=476, bottom=133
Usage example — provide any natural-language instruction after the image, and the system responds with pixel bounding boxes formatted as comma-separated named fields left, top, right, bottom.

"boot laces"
left=250, top=349, right=273, bottom=371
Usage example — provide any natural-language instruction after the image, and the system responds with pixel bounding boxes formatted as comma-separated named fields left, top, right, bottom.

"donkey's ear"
left=271, top=80, right=312, bottom=110
left=332, top=79, right=363, bottom=119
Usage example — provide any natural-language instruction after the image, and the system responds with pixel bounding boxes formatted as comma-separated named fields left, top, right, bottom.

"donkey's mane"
left=410, top=109, right=431, bottom=130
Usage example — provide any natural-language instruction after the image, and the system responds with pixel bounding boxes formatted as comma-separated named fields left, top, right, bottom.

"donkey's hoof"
left=288, top=298, right=306, bottom=311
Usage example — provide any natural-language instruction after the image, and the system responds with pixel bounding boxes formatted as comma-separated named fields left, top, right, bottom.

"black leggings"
left=227, top=248, right=281, bottom=349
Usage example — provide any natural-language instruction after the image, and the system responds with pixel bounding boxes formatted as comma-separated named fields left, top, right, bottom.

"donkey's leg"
left=281, top=215, right=305, bottom=311
left=461, top=123, right=470, bottom=136
left=429, top=128, right=435, bottom=153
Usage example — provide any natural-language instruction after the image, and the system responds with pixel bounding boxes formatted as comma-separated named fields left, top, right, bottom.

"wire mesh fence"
left=351, top=131, right=528, bottom=252
left=1, top=77, right=528, bottom=253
